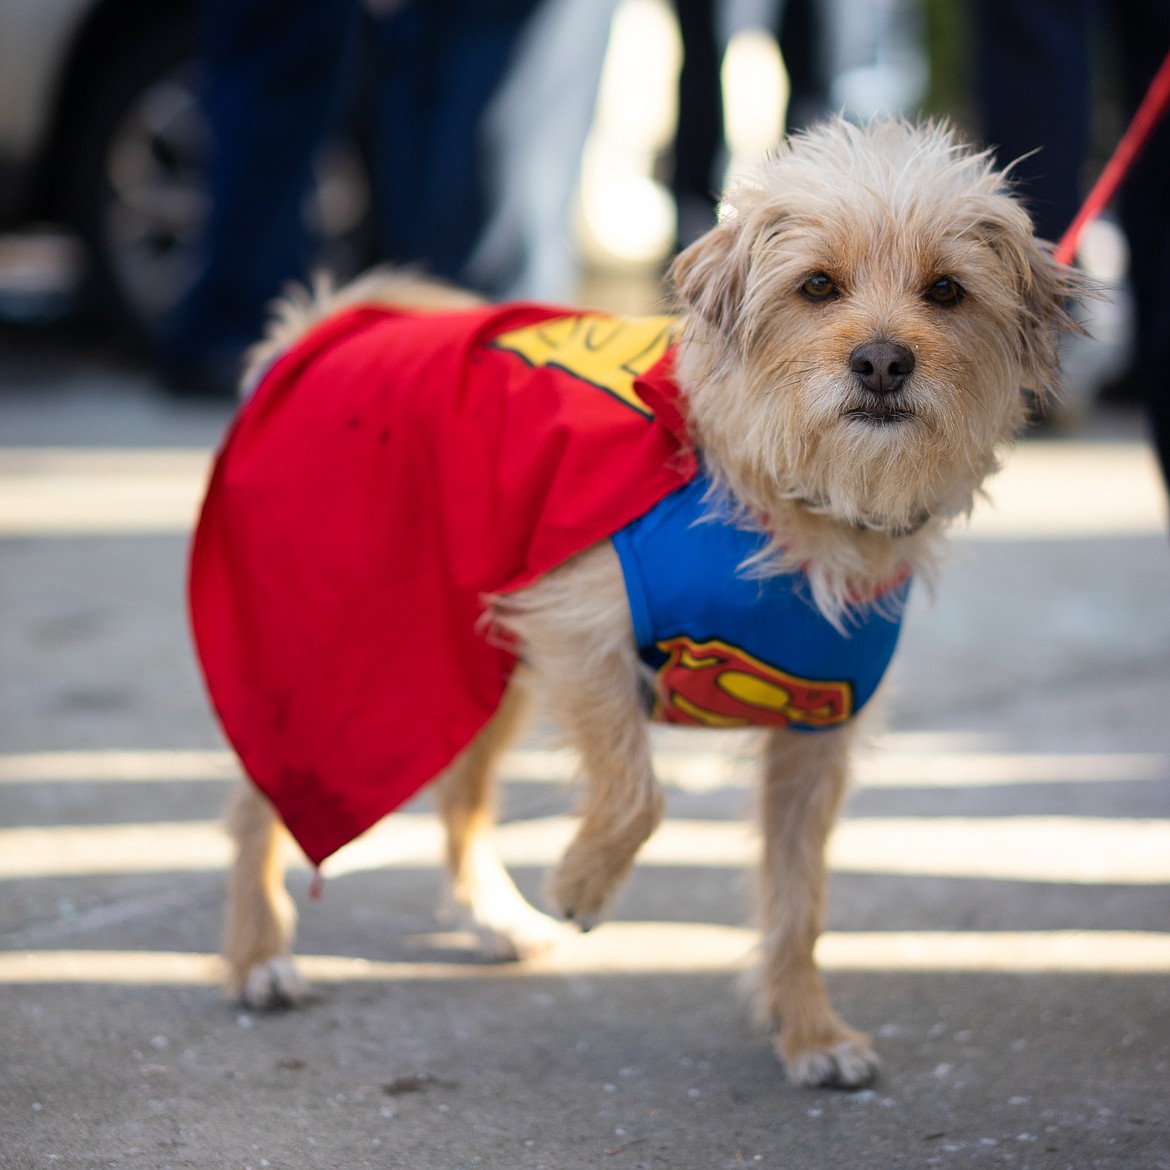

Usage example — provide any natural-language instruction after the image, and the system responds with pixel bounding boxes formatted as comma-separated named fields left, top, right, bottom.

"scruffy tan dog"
left=210, top=118, right=1084, bottom=1089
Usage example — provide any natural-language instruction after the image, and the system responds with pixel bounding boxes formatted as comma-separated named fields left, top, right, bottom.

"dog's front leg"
left=757, top=724, right=878, bottom=1088
left=499, top=543, right=664, bottom=929
left=543, top=658, right=663, bottom=930
left=435, top=678, right=567, bottom=960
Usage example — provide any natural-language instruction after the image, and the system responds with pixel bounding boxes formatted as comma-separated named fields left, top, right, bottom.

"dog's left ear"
left=1019, top=238, right=1093, bottom=402
left=668, top=215, right=750, bottom=338
left=978, top=213, right=1094, bottom=401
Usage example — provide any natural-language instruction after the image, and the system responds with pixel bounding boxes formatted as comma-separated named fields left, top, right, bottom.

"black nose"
left=849, top=342, right=916, bottom=395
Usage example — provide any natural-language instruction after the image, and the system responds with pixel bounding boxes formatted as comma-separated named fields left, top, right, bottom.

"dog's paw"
left=234, top=957, right=308, bottom=1010
left=547, top=851, right=626, bottom=932
left=469, top=904, right=568, bottom=962
left=445, top=874, right=569, bottom=962
left=548, top=878, right=605, bottom=933
left=779, top=1035, right=880, bottom=1089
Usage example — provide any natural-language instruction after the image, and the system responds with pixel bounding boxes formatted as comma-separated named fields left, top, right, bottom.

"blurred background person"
left=670, top=0, right=835, bottom=250
left=158, top=0, right=617, bottom=396
left=0, top=0, right=1152, bottom=437
left=668, top=0, right=917, bottom=249
left=971, top=0, right=1170, bottom=489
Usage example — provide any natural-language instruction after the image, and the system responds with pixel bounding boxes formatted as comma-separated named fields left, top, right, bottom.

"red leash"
left=1055, top=45, right=1170, bottom=265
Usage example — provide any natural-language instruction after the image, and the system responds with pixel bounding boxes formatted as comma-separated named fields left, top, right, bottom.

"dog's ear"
left=668, top=216, right=749, bottom=337
left=1015, top=237, right=1095, bottom=402
left=976, top=213, right=1093, bottom=401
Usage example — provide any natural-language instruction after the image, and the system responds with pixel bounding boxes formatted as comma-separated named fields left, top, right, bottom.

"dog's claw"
left=781, top=1038, right=880, bottom=1090
left=560, top=906, right=598, bottom=934
left=237, top=957, right=308, bottom=1010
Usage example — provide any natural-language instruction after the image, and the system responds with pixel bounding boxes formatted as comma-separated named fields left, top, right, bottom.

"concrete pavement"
left=1, top=323, right=1169, bottom=1169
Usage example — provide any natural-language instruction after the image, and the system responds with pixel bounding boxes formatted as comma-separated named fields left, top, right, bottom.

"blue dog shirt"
left=612, top=474, right=909, bottom=730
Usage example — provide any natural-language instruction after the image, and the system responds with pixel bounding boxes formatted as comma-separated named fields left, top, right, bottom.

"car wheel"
left=62, top=12, right=372, bottom=350
left=63, top=13, right=208, bottom=345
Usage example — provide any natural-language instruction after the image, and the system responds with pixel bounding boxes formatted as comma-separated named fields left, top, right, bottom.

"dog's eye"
left=925, top=277, right=963, bottom=306
left=800, top=274, right=838, bottom=302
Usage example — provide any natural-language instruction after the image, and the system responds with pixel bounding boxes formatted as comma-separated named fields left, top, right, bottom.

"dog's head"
left=670, top=117, right=1089, bottom=536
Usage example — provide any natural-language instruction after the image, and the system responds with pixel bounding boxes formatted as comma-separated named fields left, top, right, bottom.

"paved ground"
left=1, top=319, right=1169, bottom=1170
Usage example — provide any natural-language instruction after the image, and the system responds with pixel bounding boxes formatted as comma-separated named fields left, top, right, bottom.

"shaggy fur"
left=220, top=118, right=1087, bottom=1088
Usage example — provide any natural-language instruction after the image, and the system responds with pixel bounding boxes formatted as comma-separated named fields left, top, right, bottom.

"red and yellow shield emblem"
left=654, top=635, right=853, bottom=729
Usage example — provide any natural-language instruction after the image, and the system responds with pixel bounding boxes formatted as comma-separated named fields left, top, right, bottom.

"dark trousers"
left=164, top=0, right=538, bottom=378
left=974, top=0, right=1170, bottom=488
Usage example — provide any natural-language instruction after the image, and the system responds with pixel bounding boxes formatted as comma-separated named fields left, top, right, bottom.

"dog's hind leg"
left=756, top=723, right=879, bottom=1088
left=498, top=542, right=664, bottom=930
left=435, top=678, right=566, bottom=960
left=222, top=780, right=307, bottom=1008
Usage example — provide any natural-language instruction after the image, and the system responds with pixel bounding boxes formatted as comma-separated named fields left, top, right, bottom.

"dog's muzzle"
left=845, top=341, right=917, bottom=424
left=849, top=341, right=915, bottom=394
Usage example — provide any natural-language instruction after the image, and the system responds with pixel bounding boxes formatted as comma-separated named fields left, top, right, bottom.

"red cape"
left=189, top=303, right=695, bottom=864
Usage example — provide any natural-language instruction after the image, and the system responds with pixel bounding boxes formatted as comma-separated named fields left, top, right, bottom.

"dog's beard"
left=700, top=364, right=1015, bottom=536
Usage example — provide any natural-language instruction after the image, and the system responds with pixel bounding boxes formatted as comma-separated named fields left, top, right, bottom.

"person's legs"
left=778, top=0, right=832, bottom=132
left=972, top=0, right=1093, bottom=243
left=672, top=0, right=725, bottom=248
left=368, top=0, right=540, bottom=287
left=161, top=0, right=362, bottom=392
left=1113, top=1, right=1170, bottom=491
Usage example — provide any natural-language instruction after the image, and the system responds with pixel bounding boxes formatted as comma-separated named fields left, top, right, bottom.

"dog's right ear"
left=668, top=216, right=749, bottom=337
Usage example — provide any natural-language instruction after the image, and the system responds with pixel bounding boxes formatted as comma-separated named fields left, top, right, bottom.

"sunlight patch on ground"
left=3, top=927, right=1170, bottom=986
left=0, top=447, right=210, bottom=535
left=0, top=748, right=241, bottom=783
left=1, top=744, right=1163, bottom=790
left=4, top=814, right=1169, bottom=885
left=1, top=435, right=1163, bottom=537
left=963, top=440, right=1166, bottom=539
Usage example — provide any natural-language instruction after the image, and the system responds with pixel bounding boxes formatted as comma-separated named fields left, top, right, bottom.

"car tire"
left=62, top=10, right=206, bottom=347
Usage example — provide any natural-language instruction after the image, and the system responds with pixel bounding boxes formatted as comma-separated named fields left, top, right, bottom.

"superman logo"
left=653, top=636, right=853, bottom=729
left=490, top=313, right=676, bottom=416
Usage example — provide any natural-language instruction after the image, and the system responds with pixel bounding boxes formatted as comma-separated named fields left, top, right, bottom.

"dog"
left=190, top=117, right=1086, bottom=1089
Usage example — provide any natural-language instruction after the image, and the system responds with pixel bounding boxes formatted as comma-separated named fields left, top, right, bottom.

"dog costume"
left=190, top=304, right=907, bottom=865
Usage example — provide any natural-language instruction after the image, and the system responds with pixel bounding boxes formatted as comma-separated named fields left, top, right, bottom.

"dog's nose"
left=849, top=342, right=916, bottom=395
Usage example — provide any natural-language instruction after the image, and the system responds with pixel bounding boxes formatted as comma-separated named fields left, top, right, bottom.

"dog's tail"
left=241, top=268, right=485, bottom=397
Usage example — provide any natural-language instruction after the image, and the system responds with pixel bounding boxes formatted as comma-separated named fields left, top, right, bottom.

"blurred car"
left=0, top=0, right=369, bottom=345
left=0, top=0, right=208, bottom=338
